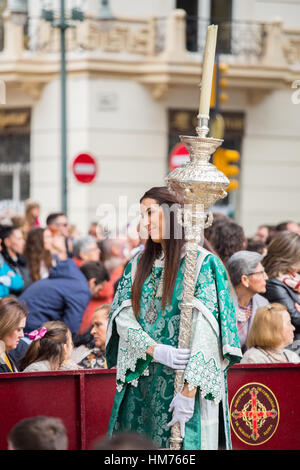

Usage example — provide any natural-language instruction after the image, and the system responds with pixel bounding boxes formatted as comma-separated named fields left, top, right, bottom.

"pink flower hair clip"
left=27, top=327, right=47, bottom=341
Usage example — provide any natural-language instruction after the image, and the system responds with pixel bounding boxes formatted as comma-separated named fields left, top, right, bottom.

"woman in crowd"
left=23, top=201, right=41, bottom=233
left=0, top=297, right=28, bottom=373
left=227, top=250, right=269, bottom=353
left=106, top=186, right=241, bottom=450
left=19, top=321, right=79, bottom=372
left=0, top=225, right=31, bottom=293
left=241, top=303, right=300, bottom=363
left=72, top=304, right=110, bottom=369
left=24, top=227, right=54, bottom=282
left=207, top=218, right=247, bottom=266
left=0, top=238, right=24, bottom=298
left=262, top=230, right=300, bottom=352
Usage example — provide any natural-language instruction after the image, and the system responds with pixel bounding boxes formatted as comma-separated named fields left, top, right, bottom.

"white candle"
left=199, top=25, right=218, bottom=118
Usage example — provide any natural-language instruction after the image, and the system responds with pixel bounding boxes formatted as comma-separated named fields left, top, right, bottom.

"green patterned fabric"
left=106, top=247, right=242, bottom=449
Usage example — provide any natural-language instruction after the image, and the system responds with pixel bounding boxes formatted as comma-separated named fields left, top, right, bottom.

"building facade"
left=0, top=0, right=300, bottom=236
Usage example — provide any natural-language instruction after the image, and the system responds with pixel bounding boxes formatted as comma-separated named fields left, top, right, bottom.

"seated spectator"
left=88, top=222, right=105, bottom=242
left=91, top=431, right=158, bottom=450
left=276, top=220, right=299, bottom=235
left=127, top=222, right=145, bottom=258
left=252, top=224, right=276, bottom=244
left=20, top=321, right=78, bottom=372
left=207, top=219, right=247, bottom=266
left=227, top=250, right=269, bottom=352
left=0, top=297, right=28, bottom=373
left=7, top=416, right=68, bottom=450
left=23, top=227, right=54, bottom=282
left=72, top=304, right=110, bottom=369
left=23, top=200, right=41, bottom=233
left=46, top=212, right=73, bottom=258
left=204, top=212, right=230, bottom=249
left=0, top=225, right=31, bottom=293
left=72, top=236, right=101, bottom=268
left=262, top=231, right=300, bottom=353
left=19, top=258, right=93, bottom=336
left=241, top=303, right=300, bottom=363
left=97, top=237, right=128, bottom=304
left=246, top=238, right=267, bottom=257
left=0, top=239, right=23, bottom=298
left=78, top=262, right=110, bottom=334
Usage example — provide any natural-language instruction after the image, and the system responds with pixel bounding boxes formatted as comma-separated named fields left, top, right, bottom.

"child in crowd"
left=19, top=321, right=79, bottom=372
left=8, top=416, right=68, bottom=450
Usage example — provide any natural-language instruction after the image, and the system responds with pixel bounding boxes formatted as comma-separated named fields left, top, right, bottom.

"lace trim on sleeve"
left=184, top=351, right=222, bottom=403
left=116, top=327, right=156, bottom=391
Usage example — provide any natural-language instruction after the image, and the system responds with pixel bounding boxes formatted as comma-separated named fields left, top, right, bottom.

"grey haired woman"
left=227, top=250, right=269, bottom=352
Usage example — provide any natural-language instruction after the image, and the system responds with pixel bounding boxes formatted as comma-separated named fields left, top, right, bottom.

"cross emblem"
left=232, top=387, right=278, bottom=441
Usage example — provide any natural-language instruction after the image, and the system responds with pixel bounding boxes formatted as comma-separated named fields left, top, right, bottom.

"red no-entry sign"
left=169, top=143, right=190, bottom=171
left=73, top=153, right=97, bottom=183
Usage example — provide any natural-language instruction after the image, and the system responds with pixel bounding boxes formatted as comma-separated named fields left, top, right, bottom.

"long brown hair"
left=0, top=297, right=28, bottom=340
left=263, top=230, right=300, bottom=278
left=131, top=187, right=185, bottom=318
left=20, top=321, right=70, bottom=371
left=24, top=228, right=53, bottom=282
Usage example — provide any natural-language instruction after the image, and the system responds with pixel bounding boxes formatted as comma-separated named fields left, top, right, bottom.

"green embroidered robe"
left=106, top=246, right=242, bottom=450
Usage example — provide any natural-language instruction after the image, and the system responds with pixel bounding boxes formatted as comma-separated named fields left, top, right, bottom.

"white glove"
left=167, top=393, right=195, bottom=438
left=153, top=344, right=190, bottom=370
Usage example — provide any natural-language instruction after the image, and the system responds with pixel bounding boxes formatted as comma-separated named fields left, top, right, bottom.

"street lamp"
left=41, top=0, right=113, bottom=214
left=41, top=0, right=85, bottom=215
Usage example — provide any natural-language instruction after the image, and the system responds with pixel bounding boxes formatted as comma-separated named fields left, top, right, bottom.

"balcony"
left=0, top=8, right=299, bottom=101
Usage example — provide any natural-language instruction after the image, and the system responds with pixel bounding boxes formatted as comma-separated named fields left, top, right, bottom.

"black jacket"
left=0, top=351, right=19, bottom=373
left=263, top=278, right=300, bottom=340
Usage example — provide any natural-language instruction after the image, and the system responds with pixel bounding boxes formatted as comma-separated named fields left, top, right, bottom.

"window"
left=210, top=0, right=232, bottom=54
left=176, top=0, right=198, bottom=52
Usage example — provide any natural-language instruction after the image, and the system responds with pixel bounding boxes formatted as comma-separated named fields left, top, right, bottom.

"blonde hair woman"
left=241, top=303, right=300, bottom=363
left=0, top=297, right=28, bottom=373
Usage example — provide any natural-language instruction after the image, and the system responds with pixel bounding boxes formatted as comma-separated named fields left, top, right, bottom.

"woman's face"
left=3, top=316, right=26, bottom=351
left=280, top=310, right=295, bottom=348
left=5, top=229, right=25, bottom=256
left=91, top=309, right=109, bottom=349
left=245, top=262, right=268, bottom=294
left=140, top=198, right=164, bottom=244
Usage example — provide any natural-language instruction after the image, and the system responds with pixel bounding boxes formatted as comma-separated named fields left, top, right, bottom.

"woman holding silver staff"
left=106, top=186, right=242, bottom=450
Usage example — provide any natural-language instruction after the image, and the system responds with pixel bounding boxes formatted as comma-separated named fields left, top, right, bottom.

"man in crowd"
left=46, top=212, right=73, bottom=258
left=20, top=259, right=108, bottom=336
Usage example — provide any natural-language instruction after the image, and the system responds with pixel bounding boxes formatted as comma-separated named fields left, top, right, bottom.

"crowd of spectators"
left=0, top=200, right=142, bottom=375
left=1, top=199, right=300, bottom=449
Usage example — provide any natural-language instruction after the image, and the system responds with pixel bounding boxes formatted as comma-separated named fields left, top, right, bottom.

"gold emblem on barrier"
left=230, top=382, right=280, bottom=446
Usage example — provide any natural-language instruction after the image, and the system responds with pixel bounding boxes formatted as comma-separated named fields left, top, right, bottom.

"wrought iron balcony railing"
left=0, top=9, right=299, bottom=66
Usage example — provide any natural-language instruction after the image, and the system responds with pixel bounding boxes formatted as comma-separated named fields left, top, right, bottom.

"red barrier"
left=228, top=363, right=300, bottom=450
left=1, top=364, right=299, bottom=450
left=0, top=369, right=116, bottom=450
